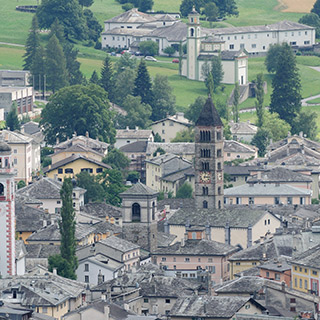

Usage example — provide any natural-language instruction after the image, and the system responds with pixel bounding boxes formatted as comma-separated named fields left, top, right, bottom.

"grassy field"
left=306, top=97, right=320, bottom=104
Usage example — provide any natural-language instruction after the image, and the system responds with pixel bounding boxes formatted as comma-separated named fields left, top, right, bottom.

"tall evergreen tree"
left=255, top=73, right=265, bottom=127
left=269, top=43, right=301, bottom=127
left=100, top=54, right=115, bottom=102
left=6, top=103, right=20, bottom=131
left=23, top=15, right=40, bottom=71
left=312, top=0, right=320, bottom=17
left=59, top=178, right=77, bottom=278
left=90, top=70, right=99, bottom=84
left=211, top=55, right=224, bottom=90
left=133, top=59, right=153, bottom=106
left=232, top=82, right=239, bottom=123
left=45, top=35, right=69, bottom=93
left=30, top=45, right=46, bottom=91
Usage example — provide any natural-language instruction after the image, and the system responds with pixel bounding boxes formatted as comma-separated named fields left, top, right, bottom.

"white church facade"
left=181, top=8, right=248, bottom=85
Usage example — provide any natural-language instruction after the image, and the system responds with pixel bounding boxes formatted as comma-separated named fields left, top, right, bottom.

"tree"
left=114, top=68, right=136, bottom=105
left=213, top=0, right=239, bottom=18
left=232, top=82, right=239, bottom=123
left=251, top=128, right=270, bottom=157
left=126, top=171, right=140, bottom=183
left=99, top=168, right=127, bottom=206
left=46, top=35, right=69, bottom=93
left=41, top=84, right=116, bottom=144
left=84, top=9, right=103, bottom=42
left=255, top=73, right=265, bottom=128
left=151, top=74, right=176, bottom=121
left=30, top=45, right=46, bottom=91
left=216, top=99, right=229, bottom=120
left=17, top=180, right=26, bottom=189
left=153, top=147, right=166, bottom=157
left=163, top=46, right=176, bottom=57
left=265, top=44, right=283, bottom=73
left=76, top=171, right=105, bottom=203
left=100, top=54, right=115, bottom=102
left=292, top=110, right=318, bottom=140
left=312, top=0, right=320, bottom=17
left=89, top=70, right=99, bottom=84
left=115, top=53, right=137, bottom=74
left=185, top=96, right=206, bottom=123
left=49, top=178, right=78, bottom=279
left=269, top=43, right=301, bottom=127
left=206, top=72, right=214, bottom=97
left=121, top=95, right=152, bottom=129
left=203, top=2, right=219, bottom=26
left=103, top=148, right=130, bottom=171
left=139, top=41, right=159, bottom=56
left=137, top=0, right=154, bottom=12
left=180, top=0, right=197, bottom=17
left=211, top=55, right=224, bottom=90
left=23, top=15, right=40, bottom=71
left=172, top=128, right=194, bottom=142
left=133, top=59, right=153, bottom=105
left=79, top=0, right=93, bottom=7
left=176, top=182, right=193, bottom=199
left=263, top=111, right=291, bottom=142
left=154, top=133, right=162, bottom=142
left=6, top=103, right=20, bottom=131
left=299, top=13, right=320, bottom=38
left=36, top=0, right=88, bottom=40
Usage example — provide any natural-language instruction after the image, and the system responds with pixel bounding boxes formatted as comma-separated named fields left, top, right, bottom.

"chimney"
left=164, top=220, right=169, bottom=234
left=181, top=238, right=185, bottom=247
left=126, top=126, right=129, bottom=131
left=104, top=305, right=110, bottom=320
left=135, top=126, right=138, bottom=131
left=299, top=131, right=303, bottom=138
left=21, top=126, right=25, bottom=134
left=86, top=131, right=89, bottom=138
left=43, top=219, right=47, bottom=227
left=205, top=222, right=211, bottom=240
left=56, top=137, right=59, bottom=145
left=98, top=270, right=104, bottom=285
left=281, top=281, right=286, bottom=292
left=53, top=268, right=57, bottom=275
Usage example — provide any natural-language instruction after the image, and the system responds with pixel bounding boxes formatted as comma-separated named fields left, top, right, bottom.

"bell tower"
left=0, top=139, right=16, bottom=277
left=120, top=182, right=158, bottom=253
left=194, top=96, right=224, bottom=210
left=187, top=6, right=201, bottom=80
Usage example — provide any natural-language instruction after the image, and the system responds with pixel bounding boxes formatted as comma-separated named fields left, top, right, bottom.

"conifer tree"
left=90, top=70, right=99, bottom=84
left=45, top=35, right=69, bottom=93
left=100, top=54, right=115, bottom=102
left=133, top=59, right=153, bottom=106
left=31, top=45, right=46, bottom=91
left=255, top=73, right=265, bottom=127
left=59, top=178, right=77, bottom=278
left=232, top=82, right=240, bottom=123
left=23, top=15, right=40, bottom=71
left=6, top=103, right=20, bottom=131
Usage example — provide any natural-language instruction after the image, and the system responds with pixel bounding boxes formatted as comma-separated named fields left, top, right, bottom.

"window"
left=65, top=168, right=73, bottom=174
left=300, top=197, right=305, bottom=205
left=85, top=275, right=89, bottom=283
left=294, top=266, right=297, bottom=271
left=249, top=197, right=254, bottom=204
left=217, top=162, right=221, bottom=170
left=236, top=197, right=241, bottom=204
left=313, top=270, right=317, bottom=275
left=299, top=279, right=302, bottom=288
left=81, top=168, right=93, bottom=173
left=240, top=43, right=245, bottom=49
left=290, top=298, right=296, bottom=303
left=96, top=168, right=103, bottom=173
left=305, top=279, right=308, bottom=289
left=200, top=130, right=211, bottom=142
left=252, top=262, right=257, bottom=266
left=217, top=149, right=222, bottom=157
left=42, top=307, right=48, bottom=313
left=254, top=34, right=257, bottom=38
left=217, top=131, right=222, bottom=140
left=304, top=40, right=310, bottom=45
left=144, top=298, right=149, bottom=303
left=234, top=36, right=237, bottom=40
left=165, top=299, right=171, bottom=304
left=275, top=273, right=280, bottom=280
left=203, top=200, right=208, bottom=209
left=294, top=278, right=297, bottom=287
left=229, top=44, right=234, bottom=49
left=208, top=258, right=213, bottom=262
left=185, top=257, right=190, bottom=262
left=218, top=187, right=222, bottom=195
left=132, top=203, right=141, bottom=222
left=0, top=183, right=4, bottom=196
left=287, top=197, right=292, bottom=205
left=274, top=197, right=280, bottom=205
left=266, top=271, right=270, bottom=277
left=14, top=158, right=17, bottom=165
left=161, top=257, right=166, bottom=262
left=236, top=262, right=241, bottom=266
left=290, top=307, right=296, bottom=312
left=305, top=268, right=307, bottom=273
left=84, top=264, right=89, bottom=271
left=248, top=34, right=251, bottom=39
left=291, top=32, right=294, bottom=36
left=251, top=44, right=256, bottom=48
left=173, top=257, right=176, bottom=262
left=203, top=187, right=208, bottom=195
left=57, top=200, right=61, bottom=204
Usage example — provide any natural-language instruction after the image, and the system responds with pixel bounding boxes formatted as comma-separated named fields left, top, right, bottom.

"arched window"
left=203, top=200, right=208, bottom=209
left=152, top=201, right=156, bottom=221
left=132, top=203, right=141, bottom=222
left=190, top=28, right=194, bottom=37
left=202, top=187, right=208, bottom=195
left=218, top=200, right=221, bottom=209
left=0, top=183, right=4, bottom=196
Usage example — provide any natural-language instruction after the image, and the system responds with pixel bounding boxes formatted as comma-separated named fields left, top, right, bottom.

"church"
left=181, top=7, right=249, bottom=85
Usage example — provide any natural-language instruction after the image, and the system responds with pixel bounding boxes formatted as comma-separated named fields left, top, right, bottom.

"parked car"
left=110, top=52, right=116, bottom=56
left=135, top=51, right=143, bottom=56
left=145, top=56, right=157, bottom=62
left=172, top=59, right=179, bottom=63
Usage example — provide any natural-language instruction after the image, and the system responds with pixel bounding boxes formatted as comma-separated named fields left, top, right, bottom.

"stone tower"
left=120, top=182, right=158, bottom=253
left=187, top=6, right=202, bottom=80
left=0, top=140, right=16, bottom=277
left=194, top=96, right=224, bottom=210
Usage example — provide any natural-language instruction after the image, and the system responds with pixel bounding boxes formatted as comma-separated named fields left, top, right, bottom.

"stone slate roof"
left=157, top=232, right=177, bottom=247
left=119, top=140, right=148, bottom=153
left=154, top=239, right=239, bottom=256
left=224, top=140, right=257, bottom=153
left=21, top=121, right=41, bottom=135
left=120, top=181, right=158, bottom=196
left=198, top=50, right=247, bottom=61
left=92, top=220, right=122, bottom=234
left=224, top=183, right=312, bottom=197
left=274, top=152, right=320, bottom=167
left=81, top=202, right=122, bottom=219
left=230, top=121, right=258, bottom=135
left=234, top=266, right=260, bottom=278
left=104, top=8, right=157, bottom=23
left=228, top=236, right=292, bottom=261
left=0, top=140, right=11, bottom=152
left=268, top=135, right=320, bottom=152
left=27, top=223, right=96, bottom=242
left=268, top=144, right=320, bottom=162
left=25, top=244, right=60, bottom=259
left=17, top=177, right=63, bottom=199
left=247, top=167, right=313, bottom=183
left=146, top=142, right=195, bottom=157
left=102, top=28, right=151, bottom=36
left=116, top=129, right=153, bottom=139
left=51, top=143, right=104, bottom=158
left=157, top=198, right=195, bottom=211
left=100, top=235, right=140, bottom=253
left=168, top=206, right=280, bottom=228
left=291, top=243, right=320, bottom=269
left=195, top=96, right=223, bottom=127
left=161, top=166, right=194, bottom=183
left=259, top=259, right=291, bottom=272
left=170, top=295, right=264, bottom=318
left=148, top=21, right=187, bottom=41
left=15, top=201, right=48, bottom=232
left=2, top=129, right=33, bottom=144
left=43, top=154, right=111, bottom=173
left=224, top=165, right=255, bottom=176
left=55, top=135, right=109, bottom=152
left=212, top=20, right=314, bottom=36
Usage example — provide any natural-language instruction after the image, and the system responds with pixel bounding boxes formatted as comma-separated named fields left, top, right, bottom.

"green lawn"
left=305, top=97, right=320, bottom=104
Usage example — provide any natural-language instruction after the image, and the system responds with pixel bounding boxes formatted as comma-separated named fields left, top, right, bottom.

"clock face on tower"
left=200, top=171, right=210, bottom=183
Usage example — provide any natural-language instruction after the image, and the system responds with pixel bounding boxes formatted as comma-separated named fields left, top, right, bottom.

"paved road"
left=0, top=42, right=24, bottom=47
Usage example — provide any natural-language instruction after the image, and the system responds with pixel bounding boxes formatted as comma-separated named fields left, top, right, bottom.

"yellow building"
left=291, top=244, right=320, bottom=295
left=44, top=154, right=111, bottom=181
